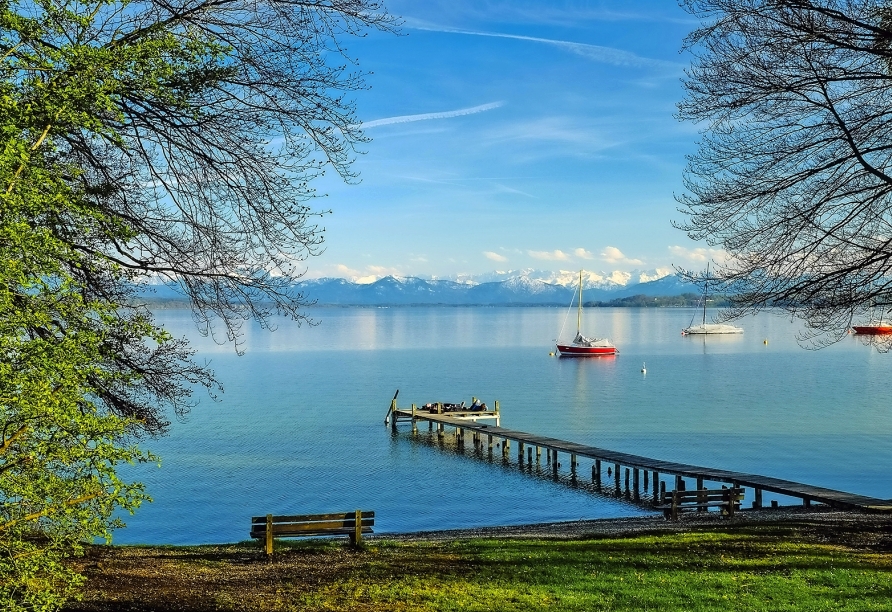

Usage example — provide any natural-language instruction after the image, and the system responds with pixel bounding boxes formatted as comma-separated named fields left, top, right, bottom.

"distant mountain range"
left=295, top=271, right=695, bottom=306
left=138, top=270, right=698, bottom=306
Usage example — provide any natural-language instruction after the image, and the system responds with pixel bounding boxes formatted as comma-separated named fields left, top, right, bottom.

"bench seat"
left=658, top=488, right=744, bottom=520
left=251, top=510, right=374, bottom=554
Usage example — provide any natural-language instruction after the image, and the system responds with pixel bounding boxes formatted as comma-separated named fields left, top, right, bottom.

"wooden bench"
left=656, top=487, right=744, bottom=520
left=250, top=510, right=374, bottom=555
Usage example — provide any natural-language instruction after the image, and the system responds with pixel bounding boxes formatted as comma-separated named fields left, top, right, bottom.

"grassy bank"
left=65, top=522, right=892, bottom=612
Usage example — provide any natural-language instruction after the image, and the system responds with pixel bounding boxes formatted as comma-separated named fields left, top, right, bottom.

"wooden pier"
left=386, top=398, right=892, bottom=513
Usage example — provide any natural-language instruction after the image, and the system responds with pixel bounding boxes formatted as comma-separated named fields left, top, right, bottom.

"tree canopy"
left=1, top=0, right=396, bottom=608
left=677, top=0, right=892, bottom=344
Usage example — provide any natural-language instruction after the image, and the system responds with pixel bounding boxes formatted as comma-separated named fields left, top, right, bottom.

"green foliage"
left=0, top=0, right=396, bottom=608
left=0, top=2, right=216, bottom=609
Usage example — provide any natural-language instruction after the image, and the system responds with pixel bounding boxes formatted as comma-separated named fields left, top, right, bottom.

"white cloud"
left=528, top=249, right=571, bottom=261
left=361, top=102, right=505, bottom=129
left=601, top=246, right=643, bottom=265
left=668, top=245, right=728, bottom=264
left=573, top=248, right=594, bottom=259
left=483, top=251, right=508, bottom=262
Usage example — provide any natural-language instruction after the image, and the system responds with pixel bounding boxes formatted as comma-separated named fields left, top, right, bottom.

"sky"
left=305, top=0, right=722, bottom=283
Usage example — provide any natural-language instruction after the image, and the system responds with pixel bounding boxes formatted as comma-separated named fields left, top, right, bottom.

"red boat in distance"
left=853, top=323, right=892, bottom=335
left=555, top=270, right=617, bottom=357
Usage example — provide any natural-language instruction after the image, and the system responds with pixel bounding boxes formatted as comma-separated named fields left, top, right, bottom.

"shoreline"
left=368, top=505, right=892, bottom=546
left=66, top=506, right=892, bottom=611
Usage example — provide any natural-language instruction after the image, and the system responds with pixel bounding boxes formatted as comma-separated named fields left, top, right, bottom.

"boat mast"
left=577, top=269, right=583, bottom=334
left=702, top=262, right=709, bottom=326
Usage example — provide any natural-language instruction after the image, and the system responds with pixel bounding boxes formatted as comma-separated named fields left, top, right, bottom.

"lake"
left=116, top=306, right=892, bottom=544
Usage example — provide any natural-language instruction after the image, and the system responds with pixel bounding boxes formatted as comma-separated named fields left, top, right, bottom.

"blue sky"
left=307, top=1, right=720, bottom=282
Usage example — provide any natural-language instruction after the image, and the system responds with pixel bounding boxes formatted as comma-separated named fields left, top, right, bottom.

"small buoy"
left=763, top=339, right=768, bottom=345
left=549, top=352, right=555, bottom=356
left=641, top=362, right=647, bottom=374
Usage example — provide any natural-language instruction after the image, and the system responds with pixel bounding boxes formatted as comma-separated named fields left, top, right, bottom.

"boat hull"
left=556, top=344, right=617, bottom=357
left=853, top=325, right=892, bottom=335
left=682, top=323, right=743, bottom=335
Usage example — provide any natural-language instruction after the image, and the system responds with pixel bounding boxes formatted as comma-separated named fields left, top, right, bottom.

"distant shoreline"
left=137, top=296, right=724, bottom=309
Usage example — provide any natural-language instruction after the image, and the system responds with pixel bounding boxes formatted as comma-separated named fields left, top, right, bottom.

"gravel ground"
left=372, top=506, right=892, bottom=549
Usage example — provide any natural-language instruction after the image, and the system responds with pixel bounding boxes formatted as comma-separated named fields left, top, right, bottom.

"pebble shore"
left=373, top=506, right=892, bottom=547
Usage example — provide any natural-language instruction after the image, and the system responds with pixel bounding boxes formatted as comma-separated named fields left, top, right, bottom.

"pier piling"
left=387, top=401, right=892, bottom=513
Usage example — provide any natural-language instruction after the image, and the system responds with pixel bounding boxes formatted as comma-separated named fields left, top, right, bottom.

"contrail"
left=361, top=101, right=505, bottom=129
left=412, top=26, right=679, bottom=70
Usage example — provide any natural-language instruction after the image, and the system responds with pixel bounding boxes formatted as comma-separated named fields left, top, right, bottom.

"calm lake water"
left=117, top=306, right=892, bottom=545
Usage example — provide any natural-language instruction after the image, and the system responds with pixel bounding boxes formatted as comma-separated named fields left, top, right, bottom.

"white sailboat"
left=682, top=263, right=743, bottom=335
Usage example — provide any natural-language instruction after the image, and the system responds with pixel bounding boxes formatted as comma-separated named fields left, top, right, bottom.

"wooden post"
left=488, top=434, right=493, bottom=450
left=536, top=446, right=541, bottom=462
left=265, top=514, right=274, bottom=556
left=675, top=475, right=684, bottom=491
left=428, top=420, right=432, bottom=431
left=518, top=441, right=524, bottom=461
left=643, top=470, right=649, bottom=493
left=527, top=446, right=532, bottom=464
left=653, top=471, right=660, bottom=502
left=726, top=490, right=736, bottom=518
left=411, top=404, right=417, bottom=434
left=571, top=454, right=577, bottom=476
left=624, top=468, right=630, bottom=498
left=614, top=463, right=620, bottom=494
left=494, top=400, right=500, bottom=426
left=633, top=468, right=640, bottom=501
left=803, top=496, right=811, bottom=508
left=660, top=480, right=666, bottom=505
left=594, top=460, right=601, bottom=490
left=354, top=509, right=363, bottom=546
left=552, top=450, right=558, bottom=476
left=754, top=488, right=763, bottom=508
left=697, top=477, right=705, bottom=512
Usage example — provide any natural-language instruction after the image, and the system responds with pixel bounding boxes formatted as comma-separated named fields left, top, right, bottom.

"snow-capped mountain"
left=295, top=271, right=692, bottom=305
left=137, top=269, right=693, bottom=306
left=427, top=267, right=674, bottom=290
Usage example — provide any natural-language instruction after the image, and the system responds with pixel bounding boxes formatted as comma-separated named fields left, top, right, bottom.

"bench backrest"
left=251, top=510, right=375, bottom=554
left=669, top=488, right=744, bottom=502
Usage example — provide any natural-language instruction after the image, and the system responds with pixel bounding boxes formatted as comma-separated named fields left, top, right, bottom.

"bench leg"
left=265, top=514, right=274, bottom=556
left=352, top=509, right=363, bottom=547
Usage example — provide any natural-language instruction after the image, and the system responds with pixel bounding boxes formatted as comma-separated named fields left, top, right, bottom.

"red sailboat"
left=556, top=270, right=617, bottom=357
left=853, top=322, right=892, bottom=334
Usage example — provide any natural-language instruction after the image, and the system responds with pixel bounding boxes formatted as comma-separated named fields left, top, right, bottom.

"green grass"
left=68, top=526, right=892, bottom=612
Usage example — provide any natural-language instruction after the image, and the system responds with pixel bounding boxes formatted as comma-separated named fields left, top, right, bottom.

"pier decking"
left=387, top=399, right=892, bottom=513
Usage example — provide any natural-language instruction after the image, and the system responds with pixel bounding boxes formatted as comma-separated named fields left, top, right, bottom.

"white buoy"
left=641, top=362, right=647, bottom=374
